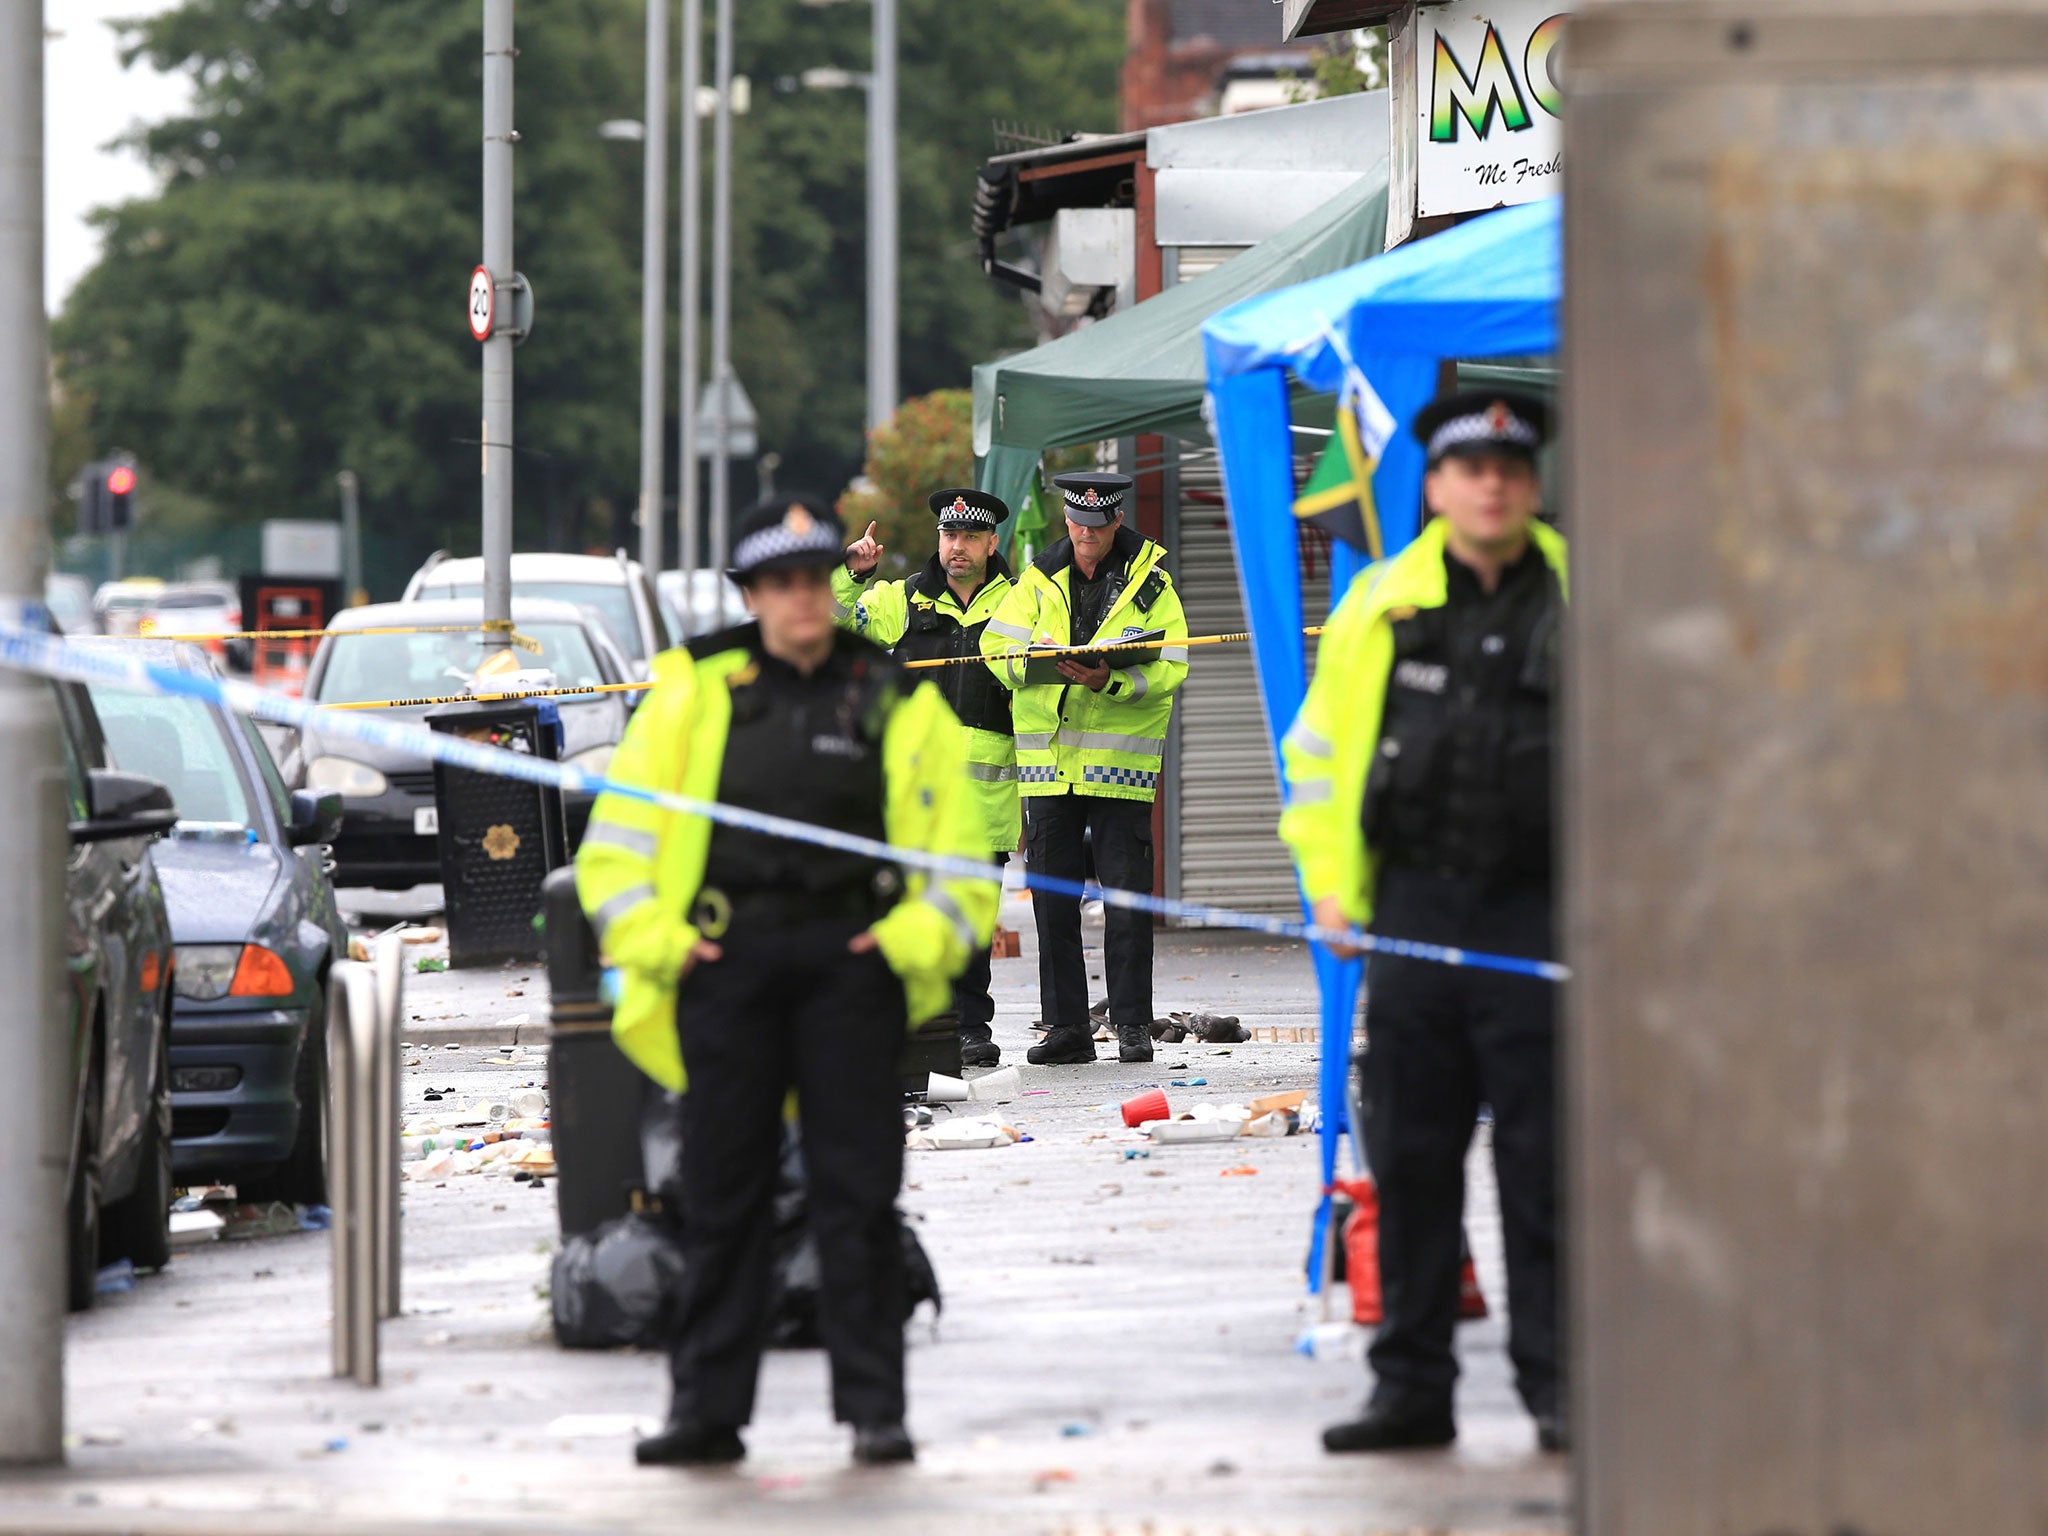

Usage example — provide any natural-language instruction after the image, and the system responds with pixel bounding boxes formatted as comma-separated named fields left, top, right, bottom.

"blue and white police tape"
left=0, top=622, right=1568, bottom=984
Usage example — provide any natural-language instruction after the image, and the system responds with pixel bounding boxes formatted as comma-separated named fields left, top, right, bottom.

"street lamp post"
left=635, top=0, right=669, bottom=577
left=796, top=0, right=898, bottom=437
left=678, top=0, right=703, bottom=578
left=709, top=0, right=735, bottom=574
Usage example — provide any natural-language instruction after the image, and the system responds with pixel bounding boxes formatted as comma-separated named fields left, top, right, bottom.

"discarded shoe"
left=635, top=1418, right=745, bottom=1466
left=1116, top=1024, right=1154, bottom=1064
left=1149, top=1019, right=1188, bottom=1044
left=852, top=1422, right=916, bottom=1465
left=1027, top=1027, right=1096, bottom=1066
left=959, top=1037, right=1001, bottom=1068
left=1321, top=1402, right=1455, bottom=1454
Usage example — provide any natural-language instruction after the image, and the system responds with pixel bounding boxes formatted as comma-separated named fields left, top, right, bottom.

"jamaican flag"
left=1292, top=375, right=1395, bottom=559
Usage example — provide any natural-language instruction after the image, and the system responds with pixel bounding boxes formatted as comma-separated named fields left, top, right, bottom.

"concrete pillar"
left=1565, top=6, right=2048, bottom=1531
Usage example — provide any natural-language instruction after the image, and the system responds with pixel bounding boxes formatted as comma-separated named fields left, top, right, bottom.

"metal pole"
left=635, top=0, right=668, bottom=577
left=708, top=0, right=734, bottom=574
left=0, top=0, right=67, bottom=1467
left=372, top=935, right=404, bottom=1322
left=867, top=0, right=897, bottom=435
left=481, top=0, right=516, bottom=629
left=337, top=470, right=362, bottom=606
left=678, top=0, right=702, bottom=583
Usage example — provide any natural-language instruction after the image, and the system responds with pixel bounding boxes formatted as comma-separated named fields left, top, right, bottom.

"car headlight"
left=174, top=944, right=296, bottom=1002
left=566, top=744, right=615, bottom=780
left=306, top=756, right=387, bottom=798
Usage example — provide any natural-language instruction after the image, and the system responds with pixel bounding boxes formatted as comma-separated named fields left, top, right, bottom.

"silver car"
left=403, top=550, right=673, bottom=676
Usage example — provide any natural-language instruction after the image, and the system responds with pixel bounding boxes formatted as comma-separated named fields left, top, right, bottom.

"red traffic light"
left=105, top=465, right=137, bottom=496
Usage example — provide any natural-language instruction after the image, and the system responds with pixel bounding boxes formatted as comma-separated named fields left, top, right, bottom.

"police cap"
left=928, top=487, right=1009, bottom=531
left=1413, top=389, right=1552, bottom=467
left=727, top=493, right=846, bottom=583
left=1051, top=471, right=1132, bottom=528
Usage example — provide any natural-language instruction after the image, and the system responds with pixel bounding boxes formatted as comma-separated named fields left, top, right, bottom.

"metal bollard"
left=328, top=960, right=381, bottom=1385
left=372, top=935, right=404, bottom=1321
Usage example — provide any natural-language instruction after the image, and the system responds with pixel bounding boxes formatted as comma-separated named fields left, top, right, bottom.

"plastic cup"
left=970, top=1065, right=1022, bottom=1102
left=1121, top=1088, right=1170, bottom=1127
left=925, top=1072, right=970, bottom=1103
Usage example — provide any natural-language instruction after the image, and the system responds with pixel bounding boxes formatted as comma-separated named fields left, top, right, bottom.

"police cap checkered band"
left=927, top=487, right=1009, bottom=528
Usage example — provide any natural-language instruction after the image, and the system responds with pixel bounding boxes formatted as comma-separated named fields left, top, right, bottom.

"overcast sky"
left=45, top=0, right=189, bottom=314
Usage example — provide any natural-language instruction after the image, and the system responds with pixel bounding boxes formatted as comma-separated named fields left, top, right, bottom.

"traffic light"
left=104, top=462, right=135, bottom=531
left=77, top=458, right=138, bottom=536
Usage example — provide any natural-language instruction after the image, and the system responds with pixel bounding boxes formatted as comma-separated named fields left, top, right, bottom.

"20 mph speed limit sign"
left=467, top=265, right=495, bottom=342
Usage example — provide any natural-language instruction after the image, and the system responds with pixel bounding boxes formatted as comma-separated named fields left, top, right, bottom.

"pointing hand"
left=846, top=521, right=884, bottom=576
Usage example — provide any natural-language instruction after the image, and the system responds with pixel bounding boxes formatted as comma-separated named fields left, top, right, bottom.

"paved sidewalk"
left=7, top=893, right=1569, bottom=1535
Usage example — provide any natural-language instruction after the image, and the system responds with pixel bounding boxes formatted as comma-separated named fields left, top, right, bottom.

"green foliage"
left=52, top=0, right=1123, bottom=595
left=836, top=388, right=971, bottom=579
left=1281, top=27, right=1388, bottom=104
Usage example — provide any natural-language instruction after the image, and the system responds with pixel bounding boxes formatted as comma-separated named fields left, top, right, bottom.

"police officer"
left=831, top=489, right=1018, bottom=1067
left=576, top=495, right=995, bottom=1469
left=982, top=472, right=1189, bottom=1065
left=1280, top=391, right=1567, bottom=1454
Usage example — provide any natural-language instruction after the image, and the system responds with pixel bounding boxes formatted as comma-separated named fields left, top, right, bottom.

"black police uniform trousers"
left=664, top=912, right=908, bottom=1428
left=1361, top=863, right=1560, bottom=1420
left=1025, top=793, right=1154, bottom=1038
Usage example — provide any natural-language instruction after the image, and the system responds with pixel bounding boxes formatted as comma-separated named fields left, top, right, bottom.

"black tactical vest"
left=699, top=628, right=897, bottom=901
left=1361, top=549, right=1560, bottom=882
left=895, top=557, right=1013, bottom=736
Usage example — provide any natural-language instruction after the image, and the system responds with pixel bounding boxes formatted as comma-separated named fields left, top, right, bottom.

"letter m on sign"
left=1430, top=22, right=1532, bottom=143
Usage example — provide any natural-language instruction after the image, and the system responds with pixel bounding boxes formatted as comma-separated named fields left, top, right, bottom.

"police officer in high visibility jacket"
left=576, top=495, right=996, bottom=1470
left=982, top=472, right=1189, bottom=1066
left=831, top=487, right=1017, bottom=1067
left=1281, top=390, right=1566, bottom=1456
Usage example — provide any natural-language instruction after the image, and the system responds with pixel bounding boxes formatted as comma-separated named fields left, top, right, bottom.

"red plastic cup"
left=1121, top=1088, right=1170, bottom=1128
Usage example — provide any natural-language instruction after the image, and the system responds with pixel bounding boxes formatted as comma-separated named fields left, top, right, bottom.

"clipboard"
left=1021, top=627, right=1167, bottom=686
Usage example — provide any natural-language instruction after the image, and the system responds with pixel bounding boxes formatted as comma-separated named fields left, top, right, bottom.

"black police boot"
left=959, top=1027, right=1001, bottom=1069
left=1027, top=1026, right=1096, bottom=1065
left=1321, top=1400, right=1456, bottom=1454
left=1116, top=1023, right=1154, bottom=1064
left=851, top=1422, right=916, bottom=1465
left=635, top=1416, right=746, bottom=1466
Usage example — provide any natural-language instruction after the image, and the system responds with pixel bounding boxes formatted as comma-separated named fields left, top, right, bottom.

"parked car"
left=403, top=550, right=673, bottom=676
left=93, top=577, right=166, bottom=637
left=140, top=581, right=251, bottom=672
left=88, top=642, right=348, bottom=1204
left=46, top=573, right=100, bottom=635
left=657, top=566, right=749, bottom=640
left=280, top=598, right=634, bottom=889
left=53, top=678, right=179, bottom=1311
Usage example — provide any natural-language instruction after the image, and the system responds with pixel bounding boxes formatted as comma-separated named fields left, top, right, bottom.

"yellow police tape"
left=86, top=620, right=544, bottom=654
left=313, top=625, right=1330, bottom=710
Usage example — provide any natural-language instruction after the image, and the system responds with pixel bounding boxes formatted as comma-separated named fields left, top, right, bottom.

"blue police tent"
left=1198, top=196, right=1560, bottom=1294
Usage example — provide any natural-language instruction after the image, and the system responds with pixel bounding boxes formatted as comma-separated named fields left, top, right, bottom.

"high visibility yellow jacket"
left=1280, top=517, right=1570, bottom=926
left=979, top=526, right=1189, bottom=802
left=574, top=630, right=999, bottom=1092
left=830, top=558, right=1019, bottom=856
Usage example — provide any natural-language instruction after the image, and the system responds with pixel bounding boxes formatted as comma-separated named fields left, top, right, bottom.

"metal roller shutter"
left=1170, top=457, right=1330, bottom=920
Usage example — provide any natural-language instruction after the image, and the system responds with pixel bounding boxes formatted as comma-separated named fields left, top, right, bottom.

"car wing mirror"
left=287, top=788, right=344, bottom=847
left=71, top=769, right=179, bottom=844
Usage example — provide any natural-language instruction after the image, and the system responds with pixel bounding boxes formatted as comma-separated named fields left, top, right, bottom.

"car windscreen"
left=152, top=590, right=235, bottom=611
left=90, top=688, right=254, bottom=828
left=311, top=622, right=607, bottom=704
left=420, top=580, right=642, bottom=660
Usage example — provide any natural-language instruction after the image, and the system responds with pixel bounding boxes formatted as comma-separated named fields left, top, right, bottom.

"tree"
left=836, top=388, right=971, bottom=580
left=1282, top=28, right=1389, bottom=102
left=52, top=0, right=1124, bottom=594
